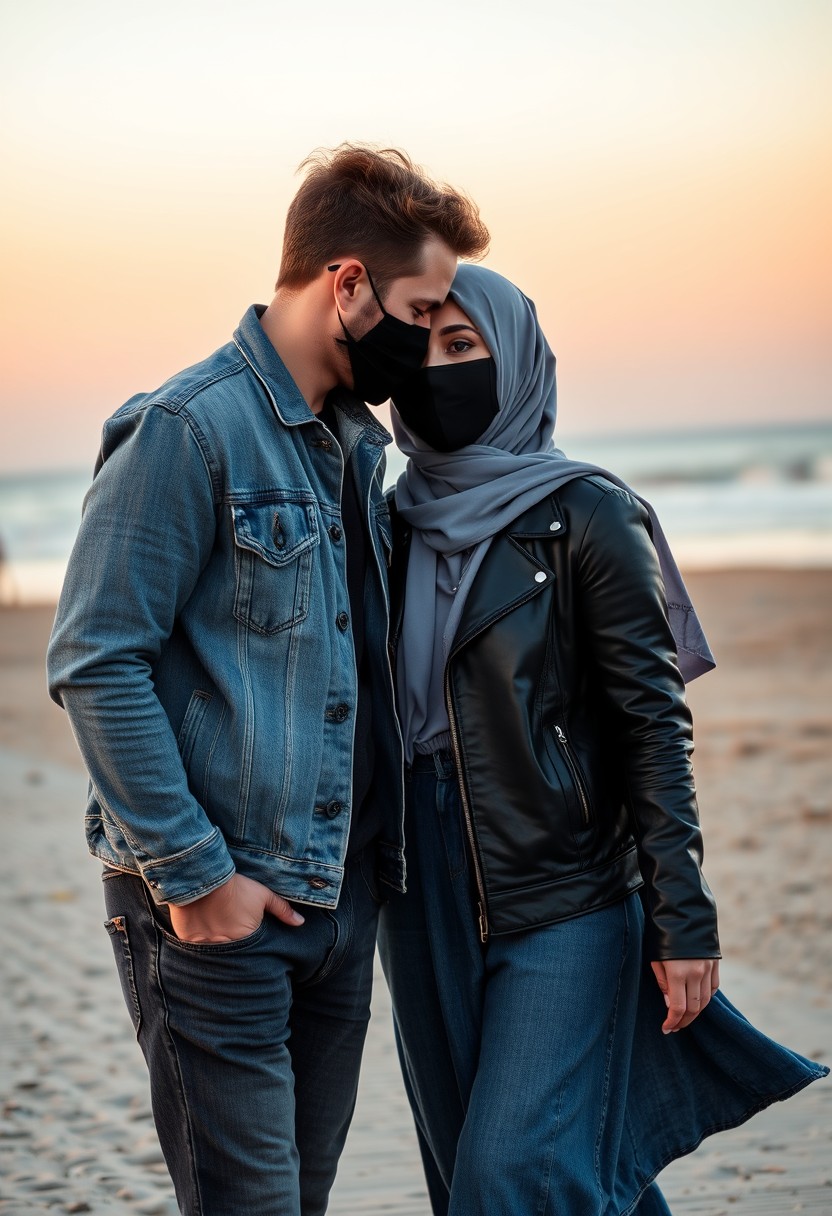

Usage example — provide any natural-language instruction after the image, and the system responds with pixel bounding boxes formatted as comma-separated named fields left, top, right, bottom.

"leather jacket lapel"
left=452, top=496, right=567, bottom=654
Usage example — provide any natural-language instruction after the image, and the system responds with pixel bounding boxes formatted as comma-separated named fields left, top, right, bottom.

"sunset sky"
left=1, top=0, right=830, bottom=472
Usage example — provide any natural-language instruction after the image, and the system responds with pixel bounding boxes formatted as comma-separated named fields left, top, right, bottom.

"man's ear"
left=331, top=259, right=370, bottom=317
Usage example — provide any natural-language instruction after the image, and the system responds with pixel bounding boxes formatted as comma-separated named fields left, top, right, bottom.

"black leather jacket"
left=389, top=474, right=720, bottom=960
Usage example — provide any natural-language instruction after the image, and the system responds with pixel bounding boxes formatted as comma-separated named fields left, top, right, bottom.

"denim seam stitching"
left=538, top=1042, right=565, bottom=1215
left=143, top=827, right=226, bottom=870
left=234, top=608, right=255, bottom=841
left=272, top=574, right=303, bottom=849
left=224, top=487, right=318, bottom=506
left=201, top=699, right=226, bottom=808
left=155, top=355, right=248, bottom=413
left=593, top=898, right=629, bottom=1205
left=104, top=917, right=142, bottom=1036
left=178, top=407, right=223, bottom=503
left=141, top=879, right=205, bottom=1215
left=177, top=691, right=212, bottom=770
left=437, top=778, right=466, bottom=881
left=90, top=784, right=146, bottom=859
left=121, top=399, right=225, bottom=504
left=302, top=908, right=345, bottom=987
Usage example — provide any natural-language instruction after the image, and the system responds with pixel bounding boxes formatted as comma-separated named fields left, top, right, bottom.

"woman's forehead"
left=434, top=297, right=475, bottom=327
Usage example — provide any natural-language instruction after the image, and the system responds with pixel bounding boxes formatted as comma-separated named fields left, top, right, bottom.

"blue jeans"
left=378, top=752, right=827, bottom=1215
left=378, top=751, right=671, bottom=1216
left=103, top=846, right=383, bottom=1215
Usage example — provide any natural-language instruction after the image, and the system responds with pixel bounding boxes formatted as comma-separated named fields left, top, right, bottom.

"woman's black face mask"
left=393, top=357, right=500, bottom=452
left=332, top=265, right=430, bottom=405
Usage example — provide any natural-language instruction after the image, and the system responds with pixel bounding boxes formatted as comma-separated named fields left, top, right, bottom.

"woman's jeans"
left=378, top=751, right=672, bottom=1216
left=102, top=845, right=382, bottom=1216
left=378, top=753, right=827, bottom=1216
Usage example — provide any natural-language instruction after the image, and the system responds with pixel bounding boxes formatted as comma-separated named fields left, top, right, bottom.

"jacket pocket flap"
left=232, top=501, right=319, bottom=567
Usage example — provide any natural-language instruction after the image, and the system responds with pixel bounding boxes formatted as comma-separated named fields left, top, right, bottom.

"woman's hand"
left=651, top=958, right=720, bottom=1034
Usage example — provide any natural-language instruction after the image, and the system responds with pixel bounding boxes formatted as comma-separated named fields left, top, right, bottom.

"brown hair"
left=276, top=144, right=489, bottom=292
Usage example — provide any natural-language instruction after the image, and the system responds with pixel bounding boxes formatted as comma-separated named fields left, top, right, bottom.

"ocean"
left=1, top=420, right=830, bottom=604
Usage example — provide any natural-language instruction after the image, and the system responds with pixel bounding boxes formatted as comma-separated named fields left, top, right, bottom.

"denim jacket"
left=47, top=306, right=405, bottom=908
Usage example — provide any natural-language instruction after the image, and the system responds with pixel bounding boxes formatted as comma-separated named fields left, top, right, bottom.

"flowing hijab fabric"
left=392, top=263, right=714, bottom=759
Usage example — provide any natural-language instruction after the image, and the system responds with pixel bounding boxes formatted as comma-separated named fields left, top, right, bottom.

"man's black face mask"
left=392, top=357, right=500, bottom=452
left=332, top=265, right=430, bottom=405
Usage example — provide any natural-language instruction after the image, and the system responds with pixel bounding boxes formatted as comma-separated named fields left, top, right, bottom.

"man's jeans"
left=378, top=751, right=671, bottom=1216
left=103, top=847, right=382, bottom=1215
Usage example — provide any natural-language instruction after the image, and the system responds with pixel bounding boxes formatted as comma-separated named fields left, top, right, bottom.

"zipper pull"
left=555, top=725, right=566, bottom=744
left=478, top=902, right=489, bottom=944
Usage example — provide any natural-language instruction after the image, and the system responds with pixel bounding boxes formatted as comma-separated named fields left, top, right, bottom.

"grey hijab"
left=392, top=263, right=714, bottom=759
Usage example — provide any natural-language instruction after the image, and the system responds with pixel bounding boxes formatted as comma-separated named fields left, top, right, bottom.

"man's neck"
left=259, top=290, right=338, bottom=415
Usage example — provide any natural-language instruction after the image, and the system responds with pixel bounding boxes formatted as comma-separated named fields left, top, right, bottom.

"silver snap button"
left=549, top=521, right=562, bottom=532
left=534, top=571, right=547, bottom=584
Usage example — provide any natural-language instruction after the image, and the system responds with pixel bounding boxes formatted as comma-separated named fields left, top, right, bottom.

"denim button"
left=336, top=611, right=350, bottom=631
left=329, top=524, right=342, bottom=542
left=325, top=703, right=350, bottom=723
left=325, top=801, right=343, bottom=819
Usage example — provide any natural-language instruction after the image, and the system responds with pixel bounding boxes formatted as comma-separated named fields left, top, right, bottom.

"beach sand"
left=1, top=572, right=830, bottom=1212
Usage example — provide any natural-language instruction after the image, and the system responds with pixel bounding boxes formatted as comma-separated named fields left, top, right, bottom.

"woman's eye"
left=448, top=339, right=474, bottom=354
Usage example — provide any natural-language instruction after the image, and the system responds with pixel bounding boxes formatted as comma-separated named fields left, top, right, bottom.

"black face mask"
left=392, top=357, right=500, bottom=451
left=331, top=264, right=430, bottom=405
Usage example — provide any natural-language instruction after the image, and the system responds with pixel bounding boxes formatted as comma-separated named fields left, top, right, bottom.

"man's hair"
left=276, top=144, right=489, bottom=292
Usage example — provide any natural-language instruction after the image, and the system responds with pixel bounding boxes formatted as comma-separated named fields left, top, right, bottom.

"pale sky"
left=1, top=0, right=830, bottom=472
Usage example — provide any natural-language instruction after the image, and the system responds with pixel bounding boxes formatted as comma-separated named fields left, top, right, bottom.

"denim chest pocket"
left=231, top=499, right=320, bottom=635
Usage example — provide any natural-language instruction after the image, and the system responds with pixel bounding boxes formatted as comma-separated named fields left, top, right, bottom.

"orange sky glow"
left=1, top=0, right=830, bottom=472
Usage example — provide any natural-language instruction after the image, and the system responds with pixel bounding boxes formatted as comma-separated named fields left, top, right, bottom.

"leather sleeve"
left=575, top=484, right=720, bottom=960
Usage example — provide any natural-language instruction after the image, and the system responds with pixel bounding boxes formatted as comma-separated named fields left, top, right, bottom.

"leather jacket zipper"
left=445, top=671, right=490, bottom=944
left=554, top=725, right=591, bottom=826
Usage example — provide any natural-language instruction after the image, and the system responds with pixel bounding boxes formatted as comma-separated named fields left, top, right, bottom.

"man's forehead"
left=413, top=238, right=456, bottom=283
left=409, top=296, right=444, bottom=312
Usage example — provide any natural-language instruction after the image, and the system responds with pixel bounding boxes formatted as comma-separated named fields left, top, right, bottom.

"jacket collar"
left=233, top=305, right=392, bottom=449
left=389, top=492, right=569, bottom=660
left=233, top=305, right=311, bottom=426
left=452, top=496, right=566, bottom=655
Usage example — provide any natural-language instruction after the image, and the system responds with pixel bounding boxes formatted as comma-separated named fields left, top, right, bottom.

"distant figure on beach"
left=378, top=263, right=827, bottom=1215
left=0, top=532, right=17, bottom=605
left=46, top=144, right=489, bottom=1215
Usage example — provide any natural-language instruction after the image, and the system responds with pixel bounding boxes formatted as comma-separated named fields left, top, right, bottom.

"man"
left=47, top=144, right=489, bottom=1215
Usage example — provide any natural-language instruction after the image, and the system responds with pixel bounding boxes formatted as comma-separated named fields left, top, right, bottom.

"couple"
left=47, top=145, right=825, bottom=1215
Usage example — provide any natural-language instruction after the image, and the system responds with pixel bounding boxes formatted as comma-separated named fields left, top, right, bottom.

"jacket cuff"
left=647, top=921, right=721, bottom=961
left=139, top=827, right=236, bottom=905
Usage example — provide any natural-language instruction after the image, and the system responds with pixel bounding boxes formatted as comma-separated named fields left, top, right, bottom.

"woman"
left=377, top=263, right=826, bottom=1216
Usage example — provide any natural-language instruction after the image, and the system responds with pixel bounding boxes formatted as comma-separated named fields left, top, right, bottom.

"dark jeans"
left=378, top=750, right=826, bottom=1215
left=378, top=751, right=671, bottom=1215
left=103, top=847, right=382, bottom=1215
